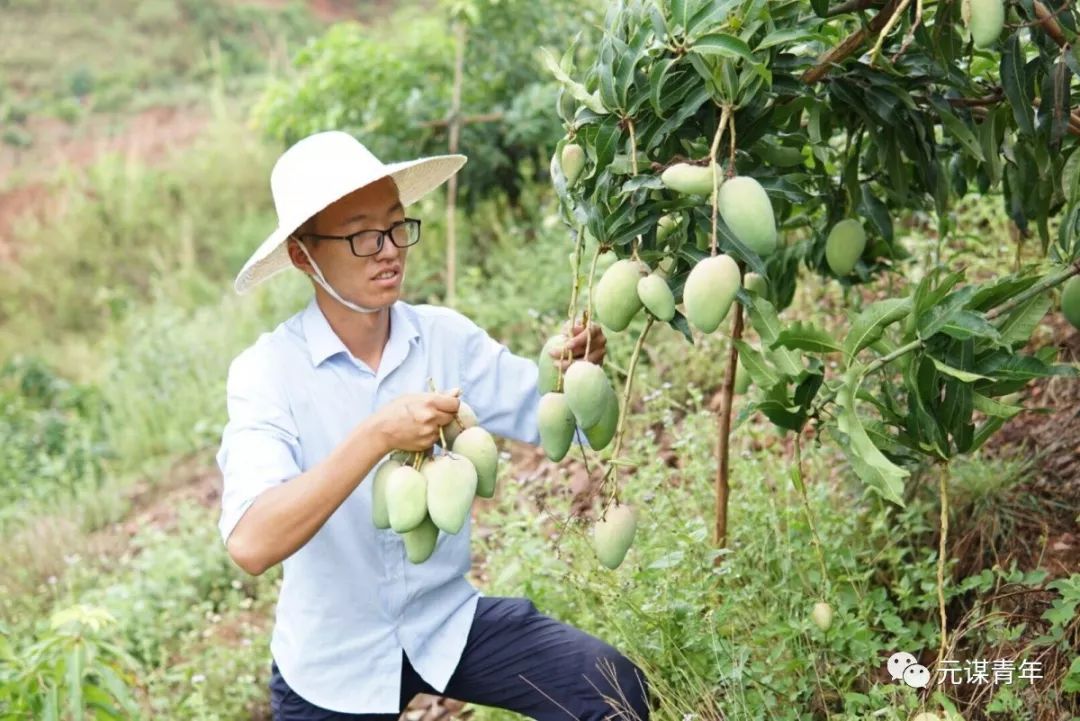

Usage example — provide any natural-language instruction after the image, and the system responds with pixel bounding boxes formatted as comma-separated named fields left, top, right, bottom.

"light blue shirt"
left=215, top=296, right=545, bottom=713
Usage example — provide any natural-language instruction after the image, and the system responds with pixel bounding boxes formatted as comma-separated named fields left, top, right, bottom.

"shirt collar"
left=301, top=296, right=420, bottom=369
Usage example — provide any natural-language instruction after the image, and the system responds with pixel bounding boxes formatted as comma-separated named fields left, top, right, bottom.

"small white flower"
left=192, top=674, right=206, bottom=685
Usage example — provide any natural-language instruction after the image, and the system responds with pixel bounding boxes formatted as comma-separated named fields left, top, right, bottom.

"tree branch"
left=802, top=0, right=905, bottom=84
left=1033, top=1, right=1068, bottom=47
left=946, top=90, right=1005, bottom=108
left=826, top=0, right=883, bottom=16
left=714, top=301, right=744, bottom=552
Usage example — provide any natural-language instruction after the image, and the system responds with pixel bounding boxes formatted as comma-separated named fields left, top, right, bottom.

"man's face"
left=291, top=176, right=409, bottom=309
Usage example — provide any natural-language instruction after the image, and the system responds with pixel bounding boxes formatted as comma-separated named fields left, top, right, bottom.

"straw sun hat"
left=234, top=131, right=467, bottom=294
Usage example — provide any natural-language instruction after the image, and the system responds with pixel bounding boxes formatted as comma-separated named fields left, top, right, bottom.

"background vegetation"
left=0, top=1, right=1076, bottom=720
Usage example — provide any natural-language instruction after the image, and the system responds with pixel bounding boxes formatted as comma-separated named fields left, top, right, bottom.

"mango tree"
left=540, top=0, right=1080, bottom=658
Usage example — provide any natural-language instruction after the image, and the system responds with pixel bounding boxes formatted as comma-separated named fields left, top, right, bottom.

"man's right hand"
left=373, top=389, right=462, bottom=451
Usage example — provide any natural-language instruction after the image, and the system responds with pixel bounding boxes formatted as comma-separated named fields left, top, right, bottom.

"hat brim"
left=234, top=153, right=466, bottom=295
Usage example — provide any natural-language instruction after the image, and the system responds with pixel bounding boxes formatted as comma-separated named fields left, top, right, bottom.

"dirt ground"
left=0, top=105, right=209, bottom=258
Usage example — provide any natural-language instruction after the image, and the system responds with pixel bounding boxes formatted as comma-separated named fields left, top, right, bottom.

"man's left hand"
left=550, top=322, right=606, bottom=370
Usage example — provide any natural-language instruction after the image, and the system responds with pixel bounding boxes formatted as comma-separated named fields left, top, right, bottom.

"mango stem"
left=709, top=105, right=732, bottom=257
left=601, top=316, right=655, bottom=504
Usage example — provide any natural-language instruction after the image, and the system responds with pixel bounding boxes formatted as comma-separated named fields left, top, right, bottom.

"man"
left=216, top=131, right=651, bottom=721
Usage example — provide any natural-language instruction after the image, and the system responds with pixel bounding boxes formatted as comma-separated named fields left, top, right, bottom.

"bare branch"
left=825, top=0, right=883, bottom=16
left=802, top=0, right=905, bottom=84
left=1033, top=1, right=1068, bottom=47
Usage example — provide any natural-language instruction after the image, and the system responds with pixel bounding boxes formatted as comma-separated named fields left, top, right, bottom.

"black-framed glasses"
left=294, top=218, right=422, bottom=258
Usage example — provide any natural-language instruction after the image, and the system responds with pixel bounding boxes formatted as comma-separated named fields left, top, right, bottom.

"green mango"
left=561, top=143, right=585, bottom=185
left=424, top=455, right=477, bottom=534
left=403, top=514, right=439, bottom=564
left=537, top=333, right=567, bottom=395
left=967, top=0, right=1004, bottom=48
left=757, top=144, right=805, bottom=168
left=371, top=458, right=401, bottom=529
left=656, top=213, right=680, bottom=242
left=683, top=254, right=740, bottom=333
left=718, top=176, right=777, bottom=257
left=583, top=385, right=619, bottom=451
left=452, top=426, right=499, bottom=498
left=594, top=259, right=645, bottom=332
left=661, top=162, right=720, bottom=195
left=593, top=504, right=638, bottom=569
left=637, top=273, right=676, bottom=321
left=538, top=392, right=576, bottom=461
left=563, top=360, right=613, bottom=430
left=743, top=272, right=767, bottom=296
left=656, top=255, right=677, bottom=280
left=386, top=465, right=428, bottom=533
left=1063, top=276, right=1080, bottom=330
left=810, top=601, right=833, bottom=631
left=825, top=219, right=867, bottom=276
left=442, top=400, right=478, bottom=447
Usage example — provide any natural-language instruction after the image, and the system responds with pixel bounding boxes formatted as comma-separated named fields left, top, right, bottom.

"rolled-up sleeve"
left=215, top=346, right=302, bottom=545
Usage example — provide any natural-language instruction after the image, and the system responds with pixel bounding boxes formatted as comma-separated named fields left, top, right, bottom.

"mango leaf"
left=972, top=392, right=1023, bottom=419
left=745, top=295, right=783, bottom=344
left=1048, top=59, right=1072, bottom=150
left=970, top=416, right=1006, bottom=452
left=597, top=43, right=619, bottom=111
left=712, top=216, right=769, bottom=277
left=968, top=273, right=1040, bottom=311
left=995, top=294, right=1052, bottom=347
left=843, top=298, right=913, bottom=363
left=648, top=58, right=678, bottom=116
left=647, top=85, right=711, bottom=151
left=859, top=185, right=894, bottom=243
left=756, top=27, right=827, bottom=50
left=863, top=419, right=922, bottom=459
left=734, top=340, right=780, bottom=389
left=929, top=96, right=984, bottom=161
left=774, top=321, right=843, bottom=353
left=793, top=369, right=824, bottom=411
left=685, top=0, right=741, bottom=36
left=930, top=357, right=990, bottom=383
left=539, top=47, right=608, bottom=114
left=1001, top=35, right=1035, bottom=135
left=744, top=296, right=801, bottom=375
left=974, top=352, right=1080, bottom=381
left=905, top=354, right=949, bottom=458
left=913, top=270, right=965, bottom=321
left=756, top=398, right=808, bottom=431
left=670, top=311, right=694, bottom=343
left=835, top=370, right=908, bottom=506
left=921, top=307, right=1003, bottom=344
left=591, top=119, right=622, bottom=176
left=980, top=105, right=1004, bottom=188
left=691, top=33, right=756, bottom=63
left=767, top=347, right=804, bottom=377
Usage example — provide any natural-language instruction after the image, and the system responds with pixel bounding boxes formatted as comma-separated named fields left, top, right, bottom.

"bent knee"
left=582, top=646, right=651, bottom=720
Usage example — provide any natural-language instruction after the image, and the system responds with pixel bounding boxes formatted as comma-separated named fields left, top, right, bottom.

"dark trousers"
left=269, top=596, right=651, bottom=720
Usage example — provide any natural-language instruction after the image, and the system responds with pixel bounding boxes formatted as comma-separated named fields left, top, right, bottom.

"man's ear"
left=287, top=236, right=313, bottom=273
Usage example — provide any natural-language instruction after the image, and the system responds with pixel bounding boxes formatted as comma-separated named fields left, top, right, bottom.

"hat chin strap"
left=295, top=239, right=381, bottom=314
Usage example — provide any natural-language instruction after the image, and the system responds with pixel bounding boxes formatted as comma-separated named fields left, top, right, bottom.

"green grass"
left=0, top=0, right=322, bottom=121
